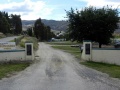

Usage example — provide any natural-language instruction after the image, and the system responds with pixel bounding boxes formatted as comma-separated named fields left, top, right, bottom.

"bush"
left=19, top=36, right=38, bottom=50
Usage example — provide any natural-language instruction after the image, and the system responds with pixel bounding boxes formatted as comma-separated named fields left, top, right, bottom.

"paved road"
left=0, top=36, right=19, bottom=42
left=0, top=42, right=120, bottom=90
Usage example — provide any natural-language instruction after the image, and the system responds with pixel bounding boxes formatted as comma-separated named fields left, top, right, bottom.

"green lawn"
left=81, top=61, right=120, bottom=78
left=52, top=45, right=81, bottom=59
left=0, top=63, right=30, bottom=79
left=47, top=41, right=81, bottom=45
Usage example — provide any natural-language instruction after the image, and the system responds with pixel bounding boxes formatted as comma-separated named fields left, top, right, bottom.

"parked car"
left=114, top=40, right=120, bottom=48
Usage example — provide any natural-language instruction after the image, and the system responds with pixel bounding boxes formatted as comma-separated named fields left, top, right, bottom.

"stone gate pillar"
left=81, top=40, right=92, bottom=60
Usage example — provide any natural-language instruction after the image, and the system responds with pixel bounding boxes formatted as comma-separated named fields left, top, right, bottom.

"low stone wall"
left=92, top=48, right=120, bottom=65
left=81, top=41, right=120, bottom=65
left=0, top=50, right=25, bottom=62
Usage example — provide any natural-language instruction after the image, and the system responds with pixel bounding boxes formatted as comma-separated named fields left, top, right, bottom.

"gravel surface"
left=0, top=36, right=19, bottom=42
left=0, top=42, right=120, bottom=90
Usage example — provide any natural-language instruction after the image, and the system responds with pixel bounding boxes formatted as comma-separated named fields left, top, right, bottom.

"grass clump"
left=81, top=61, right=120, bottom=78
left=20, top=36, right=38, bottom=50
left=0, top=63, right=30, bottom=79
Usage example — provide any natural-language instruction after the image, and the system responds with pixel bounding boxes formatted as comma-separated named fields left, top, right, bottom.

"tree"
left=10, top=14, right=22, bottom=34
left=66, top=6, right=119, bottom=48
left=34, top=18, right=55, bottom=41
left=27, top=27, right=33, bottom=36
left=0, top=11, right=10, bottom=34
left=34, top=18, right=45, bottom=40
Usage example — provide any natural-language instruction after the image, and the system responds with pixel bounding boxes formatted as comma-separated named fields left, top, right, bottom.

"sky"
left=0, top=0, right=120, bottom=20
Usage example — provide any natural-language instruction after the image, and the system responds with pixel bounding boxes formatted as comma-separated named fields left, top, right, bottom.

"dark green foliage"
left=0, top=11, right=22, bottom=35
left=34, top=18, right=56, bottom=41
left=0, top=11, right=10, bottom=34
left=66, top=6, right=119, bottom=48
left=10, top=14, right=22, bottom=34
left=27, top=28, right=33, bottom=36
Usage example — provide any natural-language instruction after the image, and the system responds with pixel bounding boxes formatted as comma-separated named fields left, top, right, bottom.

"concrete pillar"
left=81, top=41, right=92, bottom=61
left=25, top=43, right=34, bottom=61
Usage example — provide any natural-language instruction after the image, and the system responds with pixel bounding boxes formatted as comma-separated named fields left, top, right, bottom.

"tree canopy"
left=0, top=11, right=22, bottom=35
left=0, top=11, right=10, bottom=34
left=34, top=18, right=55, bottom=41
left=66, top=6, right=119, bottom=48
left=10, top=14, right=22, bottom=34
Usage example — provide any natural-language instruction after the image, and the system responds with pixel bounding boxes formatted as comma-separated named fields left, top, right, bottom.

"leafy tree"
left=27, top=27, right=33, bottom=36
left=34, top=18, right=44, bottom=40
left=0, top=11, right=10, bottom=34
left=34, top=18, right=55, bottom=41
left=66, top=6, right=119, bottom=48
left=10, top=14, right=22, bottom=34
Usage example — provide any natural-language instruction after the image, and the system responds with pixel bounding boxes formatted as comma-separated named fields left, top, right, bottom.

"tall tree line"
left=66, top=6, right=119, bottom=48
left=0, top=11, right=22, bottom=34
left=34, top=18, right=55, bottom=41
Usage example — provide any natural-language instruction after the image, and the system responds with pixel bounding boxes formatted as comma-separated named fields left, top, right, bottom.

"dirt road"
left=0, top=42, right=120, bottom=90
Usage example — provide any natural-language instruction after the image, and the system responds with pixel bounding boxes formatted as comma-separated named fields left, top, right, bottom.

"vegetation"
left=47, top=41, right=80, bottom=45
left=81, top=61, right=120, bottom=78
left=47, top=41, right=81, bottom=59
left=22, top=19, right=68, bottom=31
left=66, top=6, right=119, bottom=48
left=0, top=63, right=30, bottom=79
left=0, top=11, right=22, bottom=35
left=0, top=12, right=10, bottom=34
left=49, top=41, right=120, bottom=78
left=34, top=18, right=56, bottom=41
left=20, top=36, right=39, bottom=50
left=27, top=27, right=33, bottom=37
left=52, top=46, right=81, bottom=59
left=10, top=14, right=22, bottom=34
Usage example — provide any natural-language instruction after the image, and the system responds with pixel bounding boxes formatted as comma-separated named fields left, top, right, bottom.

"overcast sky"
left=0, top=0, right=120, bottom=20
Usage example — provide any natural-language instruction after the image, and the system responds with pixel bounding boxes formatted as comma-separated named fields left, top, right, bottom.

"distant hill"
left=22, top=19, right=120, bottom=33
left=22, top=19, right=68, bottom=31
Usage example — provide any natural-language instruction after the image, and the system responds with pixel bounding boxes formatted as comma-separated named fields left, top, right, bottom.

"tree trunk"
left=99, top=43, right=102, bottom=48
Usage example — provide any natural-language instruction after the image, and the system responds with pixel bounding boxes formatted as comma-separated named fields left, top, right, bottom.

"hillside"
left=22, top=19, right=68, bottom=31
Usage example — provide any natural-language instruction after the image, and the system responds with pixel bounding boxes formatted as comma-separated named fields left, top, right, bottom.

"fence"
left=0, top=43, right=34, bottom=63
left=81, top=41, right=120, bottom=65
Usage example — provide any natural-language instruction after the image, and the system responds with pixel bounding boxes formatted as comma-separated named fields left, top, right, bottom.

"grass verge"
left=49, top=41, right=120, bottom=79
left=81, top=61, right=120, bottom=78
left=52, top=45, right=81, bottom=59
left=47, top=41, right=81, bottom=45
left=0, top=62, right=30, bottom=79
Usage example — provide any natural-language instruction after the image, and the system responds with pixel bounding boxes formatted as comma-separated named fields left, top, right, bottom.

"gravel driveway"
left=0, top=42, right=120, bottom=90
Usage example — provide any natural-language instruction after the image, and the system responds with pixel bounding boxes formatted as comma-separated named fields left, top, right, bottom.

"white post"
left=25, top=43, right=34, bottom=61
left=81, top=41, right=92, bottom=61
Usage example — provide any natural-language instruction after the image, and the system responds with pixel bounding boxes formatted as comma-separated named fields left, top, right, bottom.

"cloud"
left=79, top=0, right=120, bottom=8
left=0, top=0, right=54, bottom=20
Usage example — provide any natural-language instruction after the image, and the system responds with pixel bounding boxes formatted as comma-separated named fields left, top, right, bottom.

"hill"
left=22, top=19, right=68, bottom=31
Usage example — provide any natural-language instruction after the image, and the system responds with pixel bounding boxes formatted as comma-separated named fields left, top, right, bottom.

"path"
left=0, top=42, right=120, bottom=90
